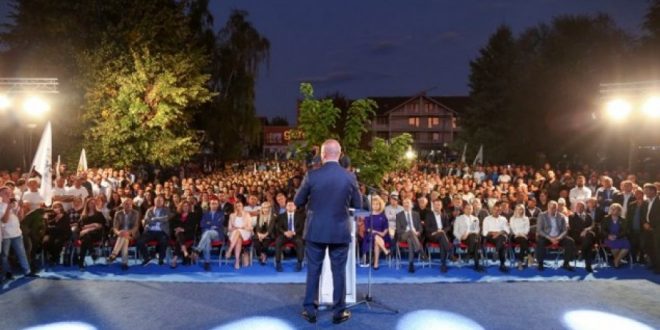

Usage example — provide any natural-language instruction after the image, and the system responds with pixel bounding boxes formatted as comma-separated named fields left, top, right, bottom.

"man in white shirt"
left=67, top=177, right=89, bottom=201
left=1, top=187, right=37, bottom=281
left=569, top=175, right=592, bottom=212
left=52, top=178, right=74, bottom=211
left=453, top=204, right=484, bottom=272
left=21, top=178, right=45, bottom=212
left=482, top=201, right=511, bottom=272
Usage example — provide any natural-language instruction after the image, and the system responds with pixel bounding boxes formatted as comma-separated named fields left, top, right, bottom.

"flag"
left=77, top=148, right=88, bottom=174
left=30, top=121, right=53, bottom=205
left=473, top=144, right=483, bottom=166
left=460, top=143, right=467, bottom=163
left=253, top=163, right=257, bottom=173
left=56, top=154, right=61, bottom=179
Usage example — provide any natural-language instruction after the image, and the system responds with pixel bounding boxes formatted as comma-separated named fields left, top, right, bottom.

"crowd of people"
left=0, top=159, right=659, bottom=283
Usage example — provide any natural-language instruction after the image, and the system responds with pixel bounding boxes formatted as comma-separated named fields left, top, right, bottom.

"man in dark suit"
left=613, top=180, right=636, bottom=219
left=626, top=188, right=646, bottom=264
left=396, top=197, right=426, bottom=273
left=274, top=201, right=305, bottom=272
left=641, top=183, right=660, bottom=273
left=423, top=199, right=453, bottom=273
left=294, top=139, right=362, bottom=325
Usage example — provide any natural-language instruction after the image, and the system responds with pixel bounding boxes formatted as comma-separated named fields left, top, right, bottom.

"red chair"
left=222, top=239, right=253, bottom=267
left=482, top=241, right=511, bottom=268
left=425, top=241, right=454, bottom=268
left=395, top=241, right=421, bottom=269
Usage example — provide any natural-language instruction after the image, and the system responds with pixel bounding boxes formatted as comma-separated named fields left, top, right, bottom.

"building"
left=369, top=94, right=468, bottom=151
left=262, top=125, right=304, bottom=156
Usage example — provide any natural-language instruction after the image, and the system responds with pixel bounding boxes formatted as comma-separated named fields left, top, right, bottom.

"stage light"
left=24, top=321, right=98, bottom=330
left=642, top=96, right=660, bottom=118
left=212, top=317, right=295, bottom=330
left=0, top=94, right=10, bottom=110
left=405, top=148, right=416, bottom=160
left=23, top=96, right=50, bottom=117
left=397, top=310, right=484, bottom=330
left=605, top=99, right=632, bottom=120
left=563, top=310, right=654, bottom=330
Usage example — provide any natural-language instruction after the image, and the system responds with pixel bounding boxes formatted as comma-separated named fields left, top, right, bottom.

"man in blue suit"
left=294, top=139, right=362, bottom=324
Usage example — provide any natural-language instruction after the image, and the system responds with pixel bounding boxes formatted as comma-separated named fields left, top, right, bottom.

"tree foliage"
left=296, top=83, right=412, bottom=187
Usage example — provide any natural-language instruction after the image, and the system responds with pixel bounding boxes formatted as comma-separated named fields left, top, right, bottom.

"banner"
left=473, top=144, right=483, bottom=166
left=77, top=148, right=88, bottom=174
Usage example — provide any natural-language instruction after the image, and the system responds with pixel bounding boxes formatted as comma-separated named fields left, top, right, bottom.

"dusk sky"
left=0, top=0, right=651, bottom=122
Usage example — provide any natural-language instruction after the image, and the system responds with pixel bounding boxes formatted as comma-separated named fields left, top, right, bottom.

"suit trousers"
left=427, top=232, right=452, bottom=264
left=137, top=230, right=169, bottom=262
left=195, top=230, right=221, bottom=263
left=485, top=235, right=507, bottom=264
left=513, top=236, right=530, bottom=262
left=537, top=236, right=576, bottom=264
left=400, top=230, right=423, bottom=264
left=253, top=237, right=273, bottom=257
left=573, top=232, right=595, bottom=266
left=461, top=233, right=481, bottom=262
left=111, top=236, right=132, bottom=264
left=275, top=235, right=304, bottom=263
left=303, top=241, right=349, bottom=317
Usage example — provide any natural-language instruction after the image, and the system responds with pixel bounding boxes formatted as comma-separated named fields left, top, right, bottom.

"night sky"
left=0, top=0, right=650, bottom=122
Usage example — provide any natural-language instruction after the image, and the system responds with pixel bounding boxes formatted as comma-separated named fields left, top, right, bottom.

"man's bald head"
left=321, top=139, right=341, bottom=163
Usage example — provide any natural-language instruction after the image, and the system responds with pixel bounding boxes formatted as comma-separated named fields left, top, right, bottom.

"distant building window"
left=427, top=117, right=440, bottom=128
left=432, top=132, right=440, bottom=141
left=408, top=116, right=420, bottom=127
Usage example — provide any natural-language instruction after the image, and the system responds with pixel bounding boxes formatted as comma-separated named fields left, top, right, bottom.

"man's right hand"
left=643, top=223, right=652, bottom=231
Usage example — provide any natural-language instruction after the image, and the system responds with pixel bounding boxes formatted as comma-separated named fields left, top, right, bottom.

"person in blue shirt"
left=191, top=198, right=224, bottom=271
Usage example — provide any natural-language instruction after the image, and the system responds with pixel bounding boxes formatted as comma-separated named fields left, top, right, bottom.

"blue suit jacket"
left=294, top=161, right=362, bottom=244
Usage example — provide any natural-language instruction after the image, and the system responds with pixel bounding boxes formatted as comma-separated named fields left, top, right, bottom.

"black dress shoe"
left=474, top=265, right=485, bottom=273
left=295, top=262, right=302, bottom=272
left=276, top=263, right=283, bottom=272
left=301, top=310, right=317, bottom=324
left=333, top=310, right=351, bottom=324
left=562, top=263, right=575, bottom=272
left=408, top=263, right=415, bottom=273
left=5, top=272, right=15, bottom=281
left=121, top=264, right=129, bottom=271
left=141, top=258, right=152, bottom=267
left=440, top=264, right=448, bottom=273
left=203, top=262, right=211, bottom=272
left=499, top=265, right=509, bottom=273
left=586, top=265, right=593, bottom=273
left=25, top=272, right=40, bottom=278
left=373, top=265, right=380, bottom=271
left=158, top=259, right=164, bottom=266
left=538, top=264, right=545, bottom=271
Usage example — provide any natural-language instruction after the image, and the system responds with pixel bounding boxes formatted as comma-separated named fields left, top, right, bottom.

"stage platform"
left=1, top=278, right=658, bottom=330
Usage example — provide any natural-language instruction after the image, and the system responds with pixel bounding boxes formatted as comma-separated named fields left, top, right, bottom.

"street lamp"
left=404, top=147, right=416, bottom=160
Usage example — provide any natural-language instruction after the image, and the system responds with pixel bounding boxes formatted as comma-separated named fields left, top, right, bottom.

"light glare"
left=23, top=96, right=50, bottom=117
left=0, top=94, right=10, bottom=110
left=642, top=96, right=660, bottom=118
left=605, top=99, right=632, bottom=120
left=563, top=310, right=654, bottom=330
left=405, top=148, right=416, bottom=160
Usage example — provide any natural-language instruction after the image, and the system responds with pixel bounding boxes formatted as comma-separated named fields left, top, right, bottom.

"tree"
left=459, top=25, right=518, bottom=163
left=204, top=10, right=270, bottom=159
left=296, top=83, right=413, bottom=187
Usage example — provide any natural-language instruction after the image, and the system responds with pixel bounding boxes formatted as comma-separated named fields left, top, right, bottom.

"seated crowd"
left=0, top=160, right=659, bottom=282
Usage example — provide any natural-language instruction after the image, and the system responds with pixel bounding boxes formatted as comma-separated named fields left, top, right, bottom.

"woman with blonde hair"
left=253, top=201, right=276, bottom=265
left=602, top=203, right=631, bottom=268
left=226, top=200, right=253, bottom=269
left=362, top=195, right=391, bottom=270
left=509, top=204, right=531, bottom=270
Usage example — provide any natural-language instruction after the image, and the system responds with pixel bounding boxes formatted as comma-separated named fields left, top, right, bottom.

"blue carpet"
left=1, top=279, right=658, bottom=330
left=19, top=256, right=660, bottom=286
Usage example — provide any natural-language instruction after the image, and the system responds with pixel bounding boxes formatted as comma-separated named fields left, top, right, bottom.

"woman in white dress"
left=226, top=200, right=253, bottom=269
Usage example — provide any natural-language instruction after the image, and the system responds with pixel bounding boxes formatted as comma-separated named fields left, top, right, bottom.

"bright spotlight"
left=23, top=96, right=50, bottom=117
left=397, top=310, right=485, bottom=330
left=563, top=310, right=654, bottom=330
left=605, top=99, right=632, bottom=120
left=405, top=148, right=416, bottom=160
left=642, top=96, right=660, bottom=118
left=0, top=94, right=10, bottom=110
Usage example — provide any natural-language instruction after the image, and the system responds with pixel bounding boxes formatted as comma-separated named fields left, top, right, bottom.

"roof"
left=366, top=94, right=470, bottom=116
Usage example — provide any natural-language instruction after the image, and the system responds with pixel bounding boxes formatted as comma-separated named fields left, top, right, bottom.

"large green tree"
left=204, top=10, right=270, bottom=159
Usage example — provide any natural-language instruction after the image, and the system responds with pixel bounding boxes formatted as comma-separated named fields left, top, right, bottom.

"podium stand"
left=319, top=210, right=368, bottom=305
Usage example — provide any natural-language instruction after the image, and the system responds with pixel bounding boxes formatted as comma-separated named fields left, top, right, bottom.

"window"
left=408, top=116, right=420, bottom=127
left=427, top=117, right=440, bottom=128
left=432, top=133, right=440, bottom=141
left=376, top=116, right=388, bottom=125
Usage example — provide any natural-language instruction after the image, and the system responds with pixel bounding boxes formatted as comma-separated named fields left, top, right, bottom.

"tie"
left=288, top=214, right=294, bottom=232
left=407, top=212, right=415, bottom=233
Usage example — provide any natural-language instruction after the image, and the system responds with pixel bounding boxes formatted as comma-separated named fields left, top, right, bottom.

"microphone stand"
left=348, top=185, right=398, bottom=314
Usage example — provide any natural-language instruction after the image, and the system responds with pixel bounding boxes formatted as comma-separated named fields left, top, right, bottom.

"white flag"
left=460, top=143, right=467, bottom=163
left=77, top=148, right=88, bottom=173
left=30, top=121, right=53, bottom=205
left=473, top=144, right=483, bottom=166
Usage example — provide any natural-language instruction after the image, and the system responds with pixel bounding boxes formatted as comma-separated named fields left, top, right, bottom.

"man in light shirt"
left=67, top=177, right=89, bottom=202
left=1, top=186, right=38, bottom=282
left=482, top=201, right=511, bottom=272
left=569, top=175, right=591, bottom=212
left=52, top=178, right=74, bottom=211
left=453, top=204, right=484, bottom=272
left=537, top=201, right=576, bottom=271
left=21, top=178, right=45, bottom=212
